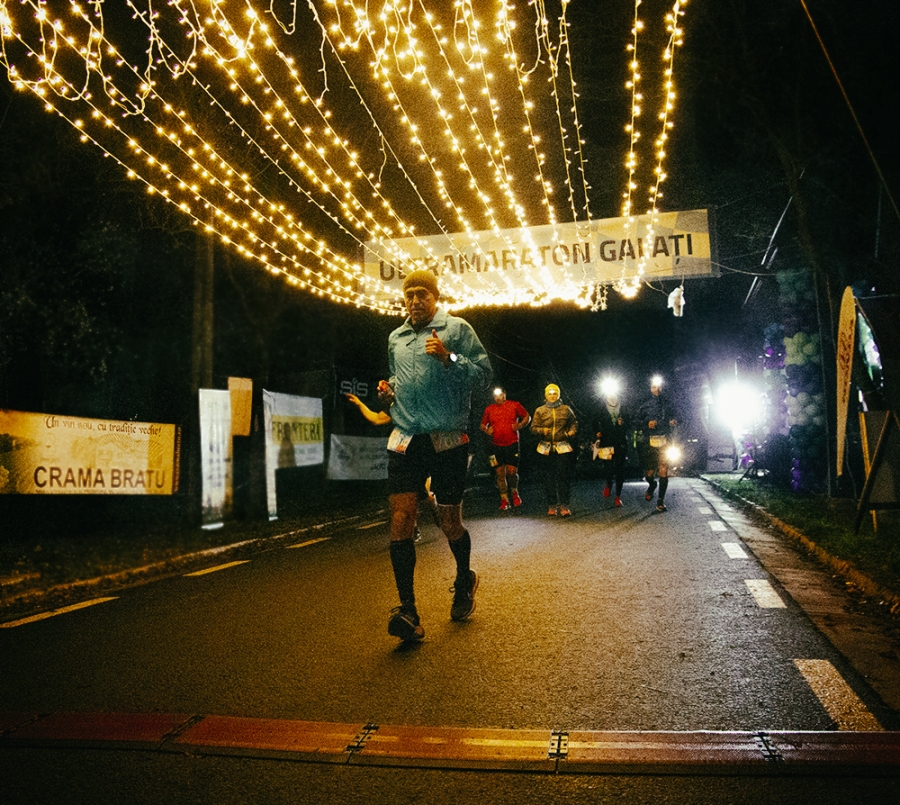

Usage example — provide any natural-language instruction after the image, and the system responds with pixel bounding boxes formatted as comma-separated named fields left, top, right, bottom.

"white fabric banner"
left=262, top=391, right=323, bottom=518
left=327, top=434, right=388, bottom=480
left=199, top=389, right=232, bottom=528
left=364, top=209, right=713, bottom=301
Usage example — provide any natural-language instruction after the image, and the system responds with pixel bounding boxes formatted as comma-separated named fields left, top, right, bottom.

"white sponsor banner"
left=327, top=434, right=388, bottom=480
left=364, top=209, right=713, bottom=300
left=262, top=391, right=324, bottom=518
left=199, top=389, right=232, bottom=528
left=0, top=409, right=179, bottom=495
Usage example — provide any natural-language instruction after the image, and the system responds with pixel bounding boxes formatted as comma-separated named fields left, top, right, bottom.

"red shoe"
left=499, top=498, right=510, bottom=511
left=548, top=506, right=558, bottom=517
left=603, top=485, right=611, bottom=498
left=559, top=507, right=572, bottom=518
left=512, top=492, right=523, bottom=507
left=614, top=497, right=622, bottom=507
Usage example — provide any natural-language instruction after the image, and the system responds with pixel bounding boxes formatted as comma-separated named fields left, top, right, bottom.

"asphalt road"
left=1, top=477, right=898, bottom=803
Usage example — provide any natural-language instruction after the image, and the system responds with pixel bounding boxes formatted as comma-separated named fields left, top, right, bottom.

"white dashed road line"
left=721, top=542, right=748, bottom=559
left=745, top=579, right=787, bottom=608
left=185, top=560, right=250, bottom=577
left=697, top=506, right=712, bottom=514
left=708, top=520, right=727, bottom=532
left=357, top=521, right=388, bottom=530
left=0, top=597, right=119, bottom=628
left=287, top=537, right=332, bottom=549
left=794, top=659, right=882, bottom=731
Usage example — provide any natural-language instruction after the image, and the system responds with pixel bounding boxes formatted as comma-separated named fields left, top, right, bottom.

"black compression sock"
left=658, top=476, right=669, bottom=501
left=390, top=539, right=417, bottom=605
left=449, top=530, right=471, bottom=577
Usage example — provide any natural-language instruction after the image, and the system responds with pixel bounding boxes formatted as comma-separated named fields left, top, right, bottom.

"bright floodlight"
left=651, top=374, right=664, bottom=388
left=665, top=444, right=682, bottom=462
left=599, top=377, right=620, bottom=398
left=716, top=380, right=763, bottom=438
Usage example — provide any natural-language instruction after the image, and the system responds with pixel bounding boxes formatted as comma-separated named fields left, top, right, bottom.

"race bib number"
left=387, top=429, right=414, bottom=454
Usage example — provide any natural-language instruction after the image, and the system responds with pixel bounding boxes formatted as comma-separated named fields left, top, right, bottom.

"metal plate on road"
left=347, top=724, right=556, bottom=771
left=3, top=712, right=900, bottom=776
left=173, top=715, right=364, bottom=763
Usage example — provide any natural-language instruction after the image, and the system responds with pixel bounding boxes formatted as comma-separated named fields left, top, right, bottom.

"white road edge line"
left=708, top=520, right=727, bottom=532
left=287, top=537, right=331, bottom=549
left=697, top=506, right=713, bottom=514
left=0, top=597, right=119, bottom=628
left=721, top=542, right=748, bottom=559
left=185, top=560, right=250, bottom=577
left=745, top=579, right=787, bottom=608
left=357, top=521, right=388, bottom=530
left=794, top=659, right=882, bottom=731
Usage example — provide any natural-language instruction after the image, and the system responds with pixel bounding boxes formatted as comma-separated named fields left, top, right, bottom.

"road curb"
left=0, top=510, right=385, bottom=620
left=701, top=475, right=900, bottom=617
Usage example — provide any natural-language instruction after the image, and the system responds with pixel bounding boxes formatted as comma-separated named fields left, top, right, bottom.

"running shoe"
left=450, top=569, right=479, bottom=621
left=645, top=479, right=658, bottom=501
left=603, top=485, right=611, bottom=498
left=388, top=605, right=424, bottom=642
left=559, top=507, right=572, bottom=518
left=499, top=498, right=510, bottom=511
left=512, top=492, right=523, bottom=507
left=548, top=506, right=558, bottom=517
left=614, top=497, right=622, bottom=507
left=656, top=502, right=667, bottom=512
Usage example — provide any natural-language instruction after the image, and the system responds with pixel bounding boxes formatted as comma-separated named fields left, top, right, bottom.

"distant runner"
left=480, top=387, right=530, bottom=511
left=638, top=375, right=677, bottom=512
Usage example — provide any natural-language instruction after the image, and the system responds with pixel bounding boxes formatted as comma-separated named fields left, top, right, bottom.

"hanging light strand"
left=0, top=0, right=689, bottom=313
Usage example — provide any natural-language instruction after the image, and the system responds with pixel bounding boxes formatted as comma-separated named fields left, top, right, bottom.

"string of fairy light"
left=628, top=0, right=688, bottom=298
left=0, top=0, right=688, bottom=314
left=606, top=0, right=688, bottom=308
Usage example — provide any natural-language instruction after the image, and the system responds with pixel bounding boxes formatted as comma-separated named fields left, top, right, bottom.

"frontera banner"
left=262, top=391, right=324, bottom=519
left=364, top=209, right=714, bottom=302
left=0, top=409, right=180, bottom=495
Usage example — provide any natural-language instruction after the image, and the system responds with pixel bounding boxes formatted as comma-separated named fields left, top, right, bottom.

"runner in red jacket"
left=480, top=388, right=531, bottom=511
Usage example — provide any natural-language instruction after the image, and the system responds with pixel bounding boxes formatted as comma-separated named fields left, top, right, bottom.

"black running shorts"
left=643, top=446, right=669, bottom=473
left=489, top=443, right=520, bottom=469
left=388, top=435, right=469, bottom=505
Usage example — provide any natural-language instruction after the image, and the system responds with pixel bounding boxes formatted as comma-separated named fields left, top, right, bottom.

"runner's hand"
left=377, top=380, right=395, bottom=405
left=426, top=328, right=451, bottom=364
